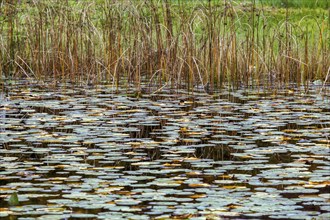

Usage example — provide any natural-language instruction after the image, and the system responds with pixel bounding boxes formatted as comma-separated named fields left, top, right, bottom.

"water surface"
left=0, top=82, right=329, bottom=219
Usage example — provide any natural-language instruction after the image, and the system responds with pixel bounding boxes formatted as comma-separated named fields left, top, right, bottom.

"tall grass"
left=0, top=0, right=329, bottom=93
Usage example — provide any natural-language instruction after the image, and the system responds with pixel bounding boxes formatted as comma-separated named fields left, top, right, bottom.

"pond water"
left=0, top=82, right=329, bottom=219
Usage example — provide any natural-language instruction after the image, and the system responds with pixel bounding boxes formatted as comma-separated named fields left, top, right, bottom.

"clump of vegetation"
left=0, top=0, right=329, bottom=93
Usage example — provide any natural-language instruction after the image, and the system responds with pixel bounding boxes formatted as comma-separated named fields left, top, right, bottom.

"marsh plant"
left=0, top=0, right=329, bottom=93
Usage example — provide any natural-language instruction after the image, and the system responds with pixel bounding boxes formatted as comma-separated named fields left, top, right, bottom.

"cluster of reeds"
left=0, top=0, right=329, bottom=93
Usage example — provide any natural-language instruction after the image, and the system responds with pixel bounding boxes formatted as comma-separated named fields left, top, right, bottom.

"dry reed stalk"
left=0, top=0, right=329, bottom=93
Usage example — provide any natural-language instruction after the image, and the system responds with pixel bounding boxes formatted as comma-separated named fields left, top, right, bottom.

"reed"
left=0, top=0, right=329, bottom=93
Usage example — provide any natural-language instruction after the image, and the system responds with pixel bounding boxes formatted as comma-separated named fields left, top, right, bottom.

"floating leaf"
left=8, top=192, right=19, bottom=206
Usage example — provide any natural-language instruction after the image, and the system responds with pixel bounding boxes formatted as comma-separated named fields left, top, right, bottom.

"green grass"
left=256, top=0, right=330, bottom=9
left=0, top=0, right=329, bottom=93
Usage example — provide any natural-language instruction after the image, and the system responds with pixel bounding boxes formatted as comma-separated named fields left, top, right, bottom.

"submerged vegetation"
left=0, top=0, right=329, bottom=92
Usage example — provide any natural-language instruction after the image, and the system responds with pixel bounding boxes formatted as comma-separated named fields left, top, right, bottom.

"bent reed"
left=0, top=0, right=329, bottom=93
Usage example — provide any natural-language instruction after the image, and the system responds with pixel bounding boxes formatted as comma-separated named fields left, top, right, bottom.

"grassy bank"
left=257, top=0, right=329, bottom=9
left=0, top=0, right=329, bottom=93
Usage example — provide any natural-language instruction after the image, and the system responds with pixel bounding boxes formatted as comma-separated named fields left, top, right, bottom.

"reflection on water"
left=0, top=92, right=6, bottom=132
